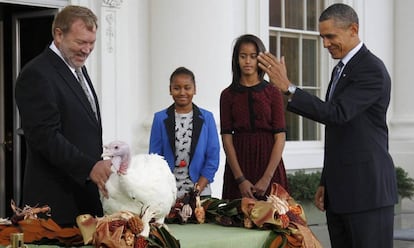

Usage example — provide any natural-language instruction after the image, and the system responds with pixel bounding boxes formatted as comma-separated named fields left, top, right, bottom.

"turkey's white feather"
left=100, top=141, right=177, bottom=237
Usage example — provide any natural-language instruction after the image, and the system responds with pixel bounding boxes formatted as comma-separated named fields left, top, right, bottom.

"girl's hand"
left=239, top=179, right=256, bottom=199
left=254, top=176, right=271, bottom=197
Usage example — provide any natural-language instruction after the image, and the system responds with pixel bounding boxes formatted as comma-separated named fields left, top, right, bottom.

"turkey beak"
left=101, top=151, right=111, bottom=160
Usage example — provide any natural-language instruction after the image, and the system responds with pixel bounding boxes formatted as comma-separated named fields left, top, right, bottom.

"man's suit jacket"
left=15, top=47, right=103, bottom=225
left=287, top=45, right=398, bottom=213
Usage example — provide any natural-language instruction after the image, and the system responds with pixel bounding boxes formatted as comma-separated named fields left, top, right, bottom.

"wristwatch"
left=284, top=84, right=297, bottom=96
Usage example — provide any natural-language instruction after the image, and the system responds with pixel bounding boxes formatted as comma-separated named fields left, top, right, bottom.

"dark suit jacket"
left=287, top=45, right=398, bottom=213
left=15, top=47, right=103, bottom=225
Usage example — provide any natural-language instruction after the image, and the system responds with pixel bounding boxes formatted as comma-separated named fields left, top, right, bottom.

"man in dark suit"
left=258, top=3, right=398, bottom=248
left=15, top=5, right=112, bottom=226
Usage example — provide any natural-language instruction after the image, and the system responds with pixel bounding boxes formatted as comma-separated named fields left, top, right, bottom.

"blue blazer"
left=287, top=45, right=398, bottom=213
left=149, top=104, right=220, bottom=183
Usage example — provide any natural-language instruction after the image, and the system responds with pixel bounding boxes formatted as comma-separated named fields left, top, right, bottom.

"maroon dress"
left=220, top=81, right=288, bottom=200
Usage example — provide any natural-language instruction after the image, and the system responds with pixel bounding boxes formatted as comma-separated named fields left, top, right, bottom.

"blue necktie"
left=328, top=61, right=344, bottom=100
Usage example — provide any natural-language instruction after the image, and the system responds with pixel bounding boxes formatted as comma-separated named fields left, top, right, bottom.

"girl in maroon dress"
left=220, top=34, right=288, bottom=200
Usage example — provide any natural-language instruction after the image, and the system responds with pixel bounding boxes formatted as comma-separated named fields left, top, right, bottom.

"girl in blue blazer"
left=149, top=67, right=220, bottom=198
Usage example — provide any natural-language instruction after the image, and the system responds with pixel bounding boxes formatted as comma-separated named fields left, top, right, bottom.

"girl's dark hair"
left=169, top=66, right=196, bottom=85
left=230, top=34, right=266, bottom=88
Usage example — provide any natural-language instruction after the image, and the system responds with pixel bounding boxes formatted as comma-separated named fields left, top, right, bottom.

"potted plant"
left=395, top=166, right=414, bottom=214
left=287, top=170, right=324, bottom=225
left=395, top=166, right=414, bottom=200
left=288, top=167, right=414, bottom=220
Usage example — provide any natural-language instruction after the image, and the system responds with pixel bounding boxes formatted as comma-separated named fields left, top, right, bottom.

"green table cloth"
left=0, top=223, right=271, bottom=248
left=170, top=223, right=271, bottom=247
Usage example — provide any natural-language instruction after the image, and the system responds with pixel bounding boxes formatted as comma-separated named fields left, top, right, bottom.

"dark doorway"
left=0, top=3, right=57, bottom=218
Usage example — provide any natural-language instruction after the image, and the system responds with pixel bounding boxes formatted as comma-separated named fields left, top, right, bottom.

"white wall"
left=360, top=0, right=414, bottom=176
left=88, top=0, right=258, bottom=198
left=3, top=0, right=413, bottom=201
left=389, top=0, right=414, bottom=177
left=147, top=0, right=267, bottom=198
left=87, top=0, right=151, bottom=155
left=83, top=0, right=414, bottom=197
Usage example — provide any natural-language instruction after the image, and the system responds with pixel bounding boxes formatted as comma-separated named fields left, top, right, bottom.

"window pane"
left=281, top=37, right=299, bottom=84
left=286, top=0, right=303, bottom=29
left=302, top=39, right=317, bottom=87
left=281, top=37, right=299, bottom=141
left=303, top=117, right=319, bottom=140
left=302, top=89, right=320, bottom=140
left=269, top=0, right=281, bottom=27
left=269, top=0, right=324, bottom=142
left=269, top=35, right=277, bottom=56
left=307, top=0, right=318, bottom=31
left=285, top=107, right=299, bottom=141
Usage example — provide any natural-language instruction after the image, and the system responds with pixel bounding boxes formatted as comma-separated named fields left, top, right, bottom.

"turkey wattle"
left=100, top=140, right=177, bottom=237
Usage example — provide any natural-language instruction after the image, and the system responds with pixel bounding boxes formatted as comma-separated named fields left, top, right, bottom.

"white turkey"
left=100, top=140, right=177, bottom=237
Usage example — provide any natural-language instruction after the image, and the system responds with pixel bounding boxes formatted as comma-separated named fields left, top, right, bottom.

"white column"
left=70, top=0, right=122, bottom=144
left=99, top=1, right=119, bottom=145
left=389, top=0, right=414, bottom=177
left=87, top=0, right=151, bottom=154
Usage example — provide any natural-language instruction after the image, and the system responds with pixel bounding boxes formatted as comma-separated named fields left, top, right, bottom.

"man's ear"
left=54, top=28, right=63, bottom=45
left=350, top=23, right=359, bottom=37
